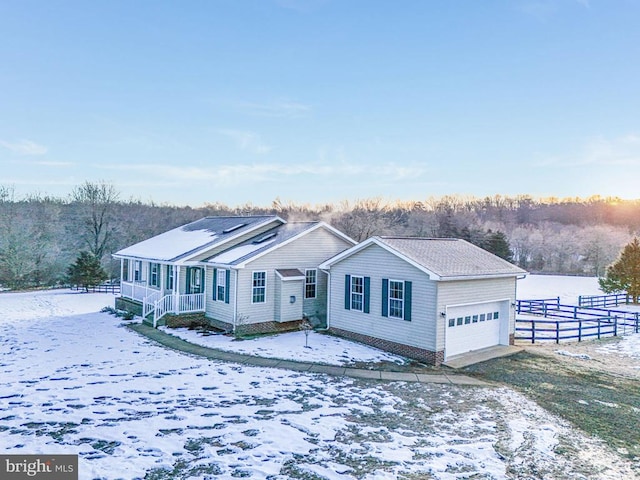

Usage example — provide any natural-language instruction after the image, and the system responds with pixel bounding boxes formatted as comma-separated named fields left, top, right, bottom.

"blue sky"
left=2, top=0, right=640, bottom=206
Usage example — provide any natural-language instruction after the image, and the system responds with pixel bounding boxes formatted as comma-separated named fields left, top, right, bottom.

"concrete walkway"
left=128, top=323, right=490, bottom=386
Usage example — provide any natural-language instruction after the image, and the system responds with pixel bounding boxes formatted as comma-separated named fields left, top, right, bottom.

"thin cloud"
left=0, top=139, right=48, bottom=155
left=215, top=129, right=273, bottom=154
left=536, top=133, right=640, bottom=167
left=237, top=99, right=312, bottom=118
left=33, top=160, right=74, bottom=167
left=96, top=161, right=427, bottom=186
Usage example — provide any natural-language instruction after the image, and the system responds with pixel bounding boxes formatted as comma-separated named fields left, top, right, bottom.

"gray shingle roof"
left=378, top=237, right=526, bottom=279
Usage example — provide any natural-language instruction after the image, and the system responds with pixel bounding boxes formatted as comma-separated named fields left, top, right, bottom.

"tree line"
left=1, top=183, right=639, bottom=289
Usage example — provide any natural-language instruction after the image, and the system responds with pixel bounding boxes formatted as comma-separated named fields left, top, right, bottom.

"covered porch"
left=118, top=259, right=206, bottom=327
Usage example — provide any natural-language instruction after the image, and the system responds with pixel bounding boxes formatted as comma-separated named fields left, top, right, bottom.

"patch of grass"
left=464, top=351, right=640, bottom=461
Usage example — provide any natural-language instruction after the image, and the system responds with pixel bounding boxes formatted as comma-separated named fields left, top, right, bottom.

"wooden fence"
left=516, top=296, right=640, bottom=344
left=70, top=283, right=121, bottom=294
left=515, top=316, right=640, bottom=344
left=578, top=293, right=630, bottom=308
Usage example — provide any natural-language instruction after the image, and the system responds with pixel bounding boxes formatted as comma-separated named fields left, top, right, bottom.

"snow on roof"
left=114, top=216, right=280, bottom=262
left=207, top=240, right=277, bottom=264
left=207, top=222, right=319, bottom=266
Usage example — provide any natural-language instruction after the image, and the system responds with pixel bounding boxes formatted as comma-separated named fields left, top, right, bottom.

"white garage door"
left=445, top=300, right=507, bottom=359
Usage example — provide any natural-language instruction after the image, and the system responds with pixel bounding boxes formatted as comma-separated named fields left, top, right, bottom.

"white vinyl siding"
left=328, top=243, right=437, bottom=351
left=233, top=227, right=354, bottom=327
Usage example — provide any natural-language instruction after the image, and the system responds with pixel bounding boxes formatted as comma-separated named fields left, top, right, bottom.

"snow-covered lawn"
left=0, top=288, right=637, bottom=479
left=516, top=274, right=604, bottom=303
left=159, top=326, right=405, bottom=367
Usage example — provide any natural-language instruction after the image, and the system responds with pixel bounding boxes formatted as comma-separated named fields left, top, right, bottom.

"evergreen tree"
left=599, top=237, right=640, bottom=302
left=67, top=251, right=107, bottom=292
left=485, top=230, right=514, bottom=262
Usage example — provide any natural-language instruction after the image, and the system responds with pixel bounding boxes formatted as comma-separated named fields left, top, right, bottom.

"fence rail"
left=517, top=300, right=639, bottom=323
left=515, top=316, right=640, bottom=344
left=516, top=295, right=640, bottom=344
left=71, top=283, right=120, bottom=294
left=578, top=293, right=630, bottom=308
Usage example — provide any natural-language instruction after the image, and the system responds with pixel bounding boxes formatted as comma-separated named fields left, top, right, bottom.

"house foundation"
left=329, top=327, right=445, bottom=366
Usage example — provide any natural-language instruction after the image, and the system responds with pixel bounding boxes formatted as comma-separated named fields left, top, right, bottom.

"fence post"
left=636, top=313, right=639, bottom=334
left=597, top=319, right=601, bottom=339
left=543, top=303, right=547, bottom=318
left=614, top=316, right=618, bottom=337
left=578, top=320, right=582, bottom=342
left=532, top=320, right=535, bottom=344
left=573, top=306, right=577, bottom=319
left=556, top=321, right=560, bottom=344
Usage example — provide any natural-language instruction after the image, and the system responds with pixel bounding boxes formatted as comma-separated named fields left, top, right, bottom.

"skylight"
left=253, top=232, right=277, bottom=244
left=222, top=223, right=247, bottom=234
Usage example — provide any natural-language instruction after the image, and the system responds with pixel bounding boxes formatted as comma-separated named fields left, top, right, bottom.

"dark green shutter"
left=344, top=275, right=351, bottom=310
left=200, top=268, right=205, bottom=294
left=404, top=281, right=412, bottom=321
left=382, top=278, right=389, bottom=317
left=363, top=277, right=370, bottom=313
left=225, top=269, right=230, bottom=304
left=212, top=269, right=218, bottom=300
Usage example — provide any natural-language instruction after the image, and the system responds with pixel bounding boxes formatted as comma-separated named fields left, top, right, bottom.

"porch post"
left=120, top=258, right=124, bottom=285
left=174, top=265, right=180, bottom=314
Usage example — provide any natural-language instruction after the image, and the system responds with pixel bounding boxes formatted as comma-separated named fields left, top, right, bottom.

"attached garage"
left=444, top=300, right=509, bottom=359
left=321, top=236, right=526, bottom=366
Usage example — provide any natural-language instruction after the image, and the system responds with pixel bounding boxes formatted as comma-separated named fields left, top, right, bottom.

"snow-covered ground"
left=159, top=326, right=405, bottom=366
left=0, top=288, right=637, bottom=479
left=517, top=274, right=604, bottom=303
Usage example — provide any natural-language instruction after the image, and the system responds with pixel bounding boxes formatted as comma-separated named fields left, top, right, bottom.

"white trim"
left=350, top=275, right=365, bottom=312
left=304, top=268, right=317, bottom=299
left=215, top=268, right=226, bottom=302
left=251, top=270, right=267, bottom=304
left=387, top=278, right=405, bottom=320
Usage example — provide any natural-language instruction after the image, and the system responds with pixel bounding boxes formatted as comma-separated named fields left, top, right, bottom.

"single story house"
left=319, top=236, right=527, bottom=365
left=113, top=215, right=356, bottom=333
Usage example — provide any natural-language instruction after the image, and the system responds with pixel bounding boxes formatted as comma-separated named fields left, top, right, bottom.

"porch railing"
left=120, top=280, right=159, bottom=303
left=143, top=290, right=161, bottom=318
left=153, top=293, right=205, bottom=327
left=120, top=282, right=205, bottom=327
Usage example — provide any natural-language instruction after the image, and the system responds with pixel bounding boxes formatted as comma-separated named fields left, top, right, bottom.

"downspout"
left=316, top=269, right=331, bottom=331
left=233, top=269, right=239, bottom=334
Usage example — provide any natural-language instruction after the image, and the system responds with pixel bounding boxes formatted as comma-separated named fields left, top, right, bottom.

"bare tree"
left=71, top=181, right=120, bottom=260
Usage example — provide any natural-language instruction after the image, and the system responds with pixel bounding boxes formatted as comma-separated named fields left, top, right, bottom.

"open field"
left=1, top=287, right=639, bottom=478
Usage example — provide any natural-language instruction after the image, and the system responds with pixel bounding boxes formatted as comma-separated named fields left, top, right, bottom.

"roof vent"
left=223, top=223, right=247, bottom=234
left=253, top=232, right=277, bottom=244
